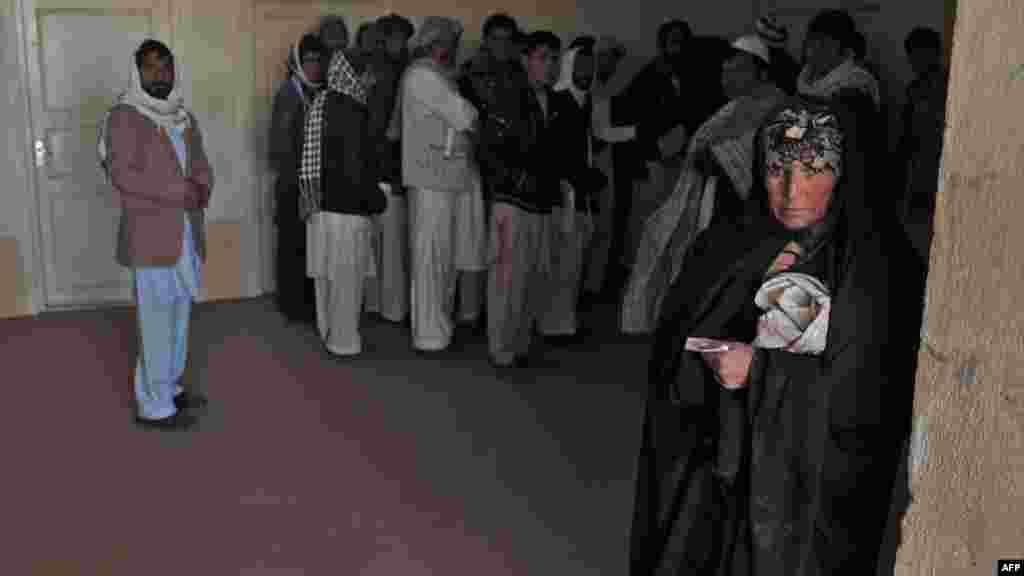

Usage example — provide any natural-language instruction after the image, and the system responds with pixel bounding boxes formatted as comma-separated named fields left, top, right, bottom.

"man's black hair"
left=569, top=35, right=597, bottom=54
left=376, top=13, right=414, bottom=40
left=806, top=9, right=860, bottom=54
left=483, top=13, right=518, bottom=38
left=135, top=39, right=173, bottom=69
left=522, top=31, right=561, bottom=56
left=298, top=34, right=323, bottom=59
left=657, top=19, right=692, bottom=51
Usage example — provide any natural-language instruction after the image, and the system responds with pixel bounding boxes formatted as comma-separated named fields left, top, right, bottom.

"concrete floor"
left=0, top=296, right=650, bottom=575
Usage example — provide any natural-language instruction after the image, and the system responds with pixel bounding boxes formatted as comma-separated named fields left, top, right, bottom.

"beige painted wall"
left=894, top=0, right=1024, bottom=574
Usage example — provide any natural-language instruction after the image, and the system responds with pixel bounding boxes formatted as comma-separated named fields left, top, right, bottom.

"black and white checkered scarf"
left=298, top=50, right=369, bottom=221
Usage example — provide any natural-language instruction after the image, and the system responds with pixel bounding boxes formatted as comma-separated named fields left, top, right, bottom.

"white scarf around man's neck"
left=97, top=53, right=192, bottom=182
left=119, top=56, right=191, bottom=130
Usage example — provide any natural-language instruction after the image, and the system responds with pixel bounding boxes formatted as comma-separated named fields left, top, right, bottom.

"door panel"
left=252, top=2, right=322, bottom=294
left=24, top=0, right=171, bottom=308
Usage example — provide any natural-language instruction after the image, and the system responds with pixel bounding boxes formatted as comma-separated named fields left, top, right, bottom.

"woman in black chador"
left=628, top=97, right=924, bottom=575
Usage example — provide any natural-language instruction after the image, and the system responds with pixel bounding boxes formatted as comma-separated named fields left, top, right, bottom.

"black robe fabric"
left=365, top=50, right=406, bottom=189
left=270, top=80, right=316, bottom=323
left=830, top=87, right=893, bottom=230
left=767, top=47, right=801, bottom=96
left=548, top=89, right=608, bottom=213
left=629, top=97, right=925, bottom=576
left=320, top=91, right=385, bottom=217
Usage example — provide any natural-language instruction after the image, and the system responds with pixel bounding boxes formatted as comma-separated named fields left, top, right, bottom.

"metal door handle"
left=34, top=139, right=49, bottom=169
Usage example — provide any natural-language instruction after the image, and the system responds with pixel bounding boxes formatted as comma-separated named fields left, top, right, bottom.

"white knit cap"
left=732, top=35, right=771, bottom=65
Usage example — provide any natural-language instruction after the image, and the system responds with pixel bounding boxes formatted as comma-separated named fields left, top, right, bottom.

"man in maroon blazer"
left=101, top=39, right=213, bottom=430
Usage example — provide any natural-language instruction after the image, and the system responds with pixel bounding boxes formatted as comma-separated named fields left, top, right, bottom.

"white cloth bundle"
left=753, top=272, right=831, bottom=355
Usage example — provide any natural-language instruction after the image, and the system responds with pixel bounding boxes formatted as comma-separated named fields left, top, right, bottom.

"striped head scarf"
left=298, top=49, right=369, bottom=220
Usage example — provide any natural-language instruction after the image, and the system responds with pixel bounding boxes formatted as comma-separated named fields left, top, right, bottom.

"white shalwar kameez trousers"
left=540, top=183, right=593, bottom=336
left=542, top=47, right=601, bottom=335
left=407, top=186, right=460, bottom=351
left=455, top=169, right=488, bottom=324
left=307, top=211, right=374, bottom=356
left=487, top=202, right=551, bottom=365
left=365, top=182, right=408, bottom=322
left=134, top=126, right=200, bottom=420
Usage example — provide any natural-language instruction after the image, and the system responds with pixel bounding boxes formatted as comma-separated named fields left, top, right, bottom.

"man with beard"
left=299, top=49, right=385, bottom=359
left=797, top=10, right=886, bottom=220
left=99, top=40, right=214, bottom=430
left=607, top=20, right=694, bottom=298
left=461, top=13, right=522, bottom=100
left=460, top=14, right=525, bottom=202
left=362, top=14, right=415, bottom=324
left=485, top=31, right=564, bottom=368
left=541, top=40, right=609, bottom=343
left=399, top=17, right=479, bottom=353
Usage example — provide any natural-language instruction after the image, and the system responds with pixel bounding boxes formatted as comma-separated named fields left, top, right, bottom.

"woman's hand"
left=700, top=342, right=754, bottom=389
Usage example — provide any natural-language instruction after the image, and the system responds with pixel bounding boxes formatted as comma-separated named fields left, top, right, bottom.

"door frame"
left=13, top=0, right=48, bottom=315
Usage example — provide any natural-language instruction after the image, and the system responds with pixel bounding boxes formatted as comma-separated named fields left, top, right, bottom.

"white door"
left=21, top=0, right=171, bottom=309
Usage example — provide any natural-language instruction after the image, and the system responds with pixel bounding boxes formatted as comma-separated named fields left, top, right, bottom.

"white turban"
left=409, top=16, right=463, bottom=52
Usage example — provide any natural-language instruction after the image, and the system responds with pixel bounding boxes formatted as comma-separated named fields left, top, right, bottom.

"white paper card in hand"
left=685, top=337, right=732, bottom=353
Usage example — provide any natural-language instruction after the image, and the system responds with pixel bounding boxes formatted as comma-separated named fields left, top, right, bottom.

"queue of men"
left=272, top=14, right=615, bottom=369
left=269, top=10, right=946, bottom=365
left=108, top=8, right=945, bottom=429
